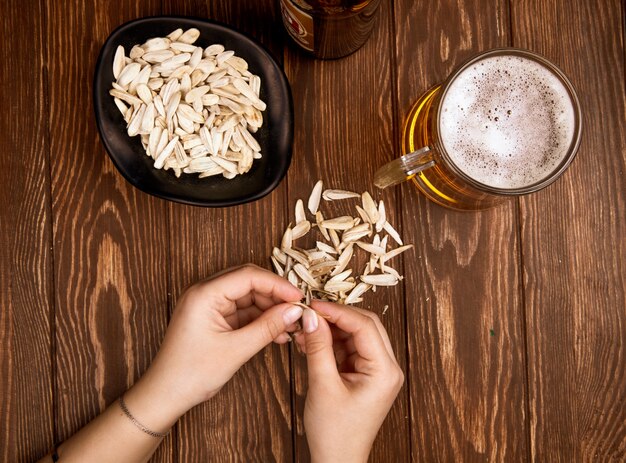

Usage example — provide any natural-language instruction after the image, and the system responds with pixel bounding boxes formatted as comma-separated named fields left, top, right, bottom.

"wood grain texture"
left=392, top=0, right=530, bottom=461
left=2, top=0, right=625, bottom=461
left=284, top=1, right=411, bottom=461
left=512, top=0, right=626, bottom=460
left=0, top=0, right=54, bottom=461
left=162, top=1, right=294, bottom=461
left=45, top=1, right=173, bottom=461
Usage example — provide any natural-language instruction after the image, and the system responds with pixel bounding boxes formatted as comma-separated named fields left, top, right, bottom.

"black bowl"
left=94, top=16, right=293, bottom=207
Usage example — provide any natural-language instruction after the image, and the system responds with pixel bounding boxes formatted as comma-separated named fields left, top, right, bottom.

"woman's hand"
left=44, top=264, right=304, bottom=463
left=125, top=264, right=304, bottom=431
left=294, top=301, right=404, bottom=463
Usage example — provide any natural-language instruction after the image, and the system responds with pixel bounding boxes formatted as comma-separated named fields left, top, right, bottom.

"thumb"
left=231, top=303, right=303, bottom=362
left=302, top=309, right=340, bottom=382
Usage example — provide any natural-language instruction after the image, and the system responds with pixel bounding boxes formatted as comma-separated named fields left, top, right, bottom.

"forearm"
left=39, top=369, right=189, bottom=463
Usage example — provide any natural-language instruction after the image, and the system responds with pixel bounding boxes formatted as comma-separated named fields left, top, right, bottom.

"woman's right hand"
left=294, top=301, right=404, bottom=463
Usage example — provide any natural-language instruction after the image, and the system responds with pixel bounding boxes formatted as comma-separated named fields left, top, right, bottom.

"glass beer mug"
left=374, top=48, right=582, bottom=210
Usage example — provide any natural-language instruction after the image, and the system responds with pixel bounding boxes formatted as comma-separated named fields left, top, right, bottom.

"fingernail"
left=283, top=305, right=303, bottom=325
left=302, top=308, right=318, bottom=333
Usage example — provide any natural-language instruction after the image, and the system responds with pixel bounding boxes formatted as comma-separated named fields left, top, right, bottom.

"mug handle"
left=374, top=147, right=435, bottom=189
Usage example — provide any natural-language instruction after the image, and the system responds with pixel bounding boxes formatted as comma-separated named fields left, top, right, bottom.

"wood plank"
left=161, top=1, right=294, bottom=461
left=283, top=1, right=411, bottom=461
left=511, top=0, right=626, bottom=460
left=0, top=0, right=54, bottom=461
left=392, top=0, right=530, bottom=460
left=45, top=1, right=173, bottom=462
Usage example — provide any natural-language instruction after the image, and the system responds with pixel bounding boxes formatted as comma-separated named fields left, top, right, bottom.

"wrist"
left=309, top=442, right=371, bottom=463
left=123, top=368, right=190, bottom=434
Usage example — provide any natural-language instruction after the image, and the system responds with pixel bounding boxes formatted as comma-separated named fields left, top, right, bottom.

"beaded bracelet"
left=118, top=395, right=169, bottom=438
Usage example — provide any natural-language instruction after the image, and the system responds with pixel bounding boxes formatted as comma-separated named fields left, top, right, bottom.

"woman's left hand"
left=127, top=264, right=304, bottom=424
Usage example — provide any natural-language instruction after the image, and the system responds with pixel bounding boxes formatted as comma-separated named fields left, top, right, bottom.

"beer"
left=378, top=49, right=582, bottom=210
left=279, top=0, right=382, bottom=59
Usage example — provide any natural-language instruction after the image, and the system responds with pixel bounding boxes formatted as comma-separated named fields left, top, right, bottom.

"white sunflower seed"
left=361, top=192, right=379, bottom=223
left=295, top=199, right=306, bottom=224
left=322, top=189, right=360, bottom=201
left=383, top=221, right=403, bottom=246
left=178, top=28, right=201, bottom=44
left=360, top=274, right=398, bottom=286
left=167, top=28, right=183, bottom=41
left=321, top=216, right=355, bottom=230
left=382, top=244, right=413, bottom=262
left=292, top=220, right=311, bottom=240
left=154, top=136, right=179, bottom=169
left=344, top=283, right=371, bottom=304
left=376, top=200, right=386, bottom=233
left=113, top=45, right=126, bottom=79
left=271, top=256, right=284, bottom=277
left=117, top=62, right=141, bottom=87
left=308, top=180, right=323, bottom=214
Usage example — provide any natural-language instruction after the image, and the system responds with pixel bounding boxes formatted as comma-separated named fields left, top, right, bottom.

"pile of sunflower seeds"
left=271, top=180, right=412, bottom=306
left=109, top=28, right=265, bottom=179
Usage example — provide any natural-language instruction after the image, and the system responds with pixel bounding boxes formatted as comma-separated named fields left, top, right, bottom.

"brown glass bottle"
left=279, top=0, right=382, bottom=59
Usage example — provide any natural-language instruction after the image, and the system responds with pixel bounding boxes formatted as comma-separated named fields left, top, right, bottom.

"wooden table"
left=2, top=0, right=624, bottom=461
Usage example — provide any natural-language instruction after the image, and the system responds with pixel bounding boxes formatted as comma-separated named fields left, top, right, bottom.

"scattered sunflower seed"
left=270, top=180, right=412, bottom=308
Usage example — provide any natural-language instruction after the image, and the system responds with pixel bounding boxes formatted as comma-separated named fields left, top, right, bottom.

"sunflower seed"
left=113, top=97, right=129, bottom=116
left=381, top=244, right=413, bottom=262
left=284, top=248, right=309, bottom=267
left=321, top=216, right=354, bottom=230
left=322, top=189, right=360, bottom=201
left=127, top=105, right=145, bottom=136
left=204, top=44, right=225, bottom=56
left=287, top=270, right=299, bottom=287
left=117, top=62, right=141, bottom=87
left=143, top=37, right=170, bottom=52
left=292, top=220, right=311, bottom=240
left=167, top=28, right=183, bottom=41
left=178, top=28, right=200, bottom=44
left=308, top=180, right=323, bottom=214
left=316, top=241, right=337, bottom=255
left=294, top=264, right=321, bottom=289
left=295, top=199, right=306, bottom=224
left=383, top=221, right=403, bottom=246
left=281, top=227, right=292, bottom=250
left=361, top=192, right=379, bottom=223
left=271, top=256, right=284, bottom=276
left=143, top=50, right=175, bottom=63
left=130, top=45, right=144, bottom=59
left=356, top=241, right=385, bottom=255
left=329, top=269, right=352, bottom=282
left=344, top=283, right=372, bottom=304
left=324, top=280, right=356, bottom=293
left=360, top=274, right=398, bottom=286
left=376, top=200, right=386, bottom=233
left=154, top=136, right=179, bottom=169
left=113, top=46, right=126, bottom=79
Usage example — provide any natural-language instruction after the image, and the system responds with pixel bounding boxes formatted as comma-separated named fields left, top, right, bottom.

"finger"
left=347, top=305, right=396, bottom=359
left=302, top=309, right=341, bottom=384
left=274, top=332, right=292, bottom=344
left=310, top=301, right=388, bottom=362
left=194, top=265, right=303, bottom=315
left=230, top=303, right=303, bottom=362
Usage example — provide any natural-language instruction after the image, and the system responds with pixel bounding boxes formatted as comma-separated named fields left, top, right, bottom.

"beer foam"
left=439, top=55, right=576, bottom=189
